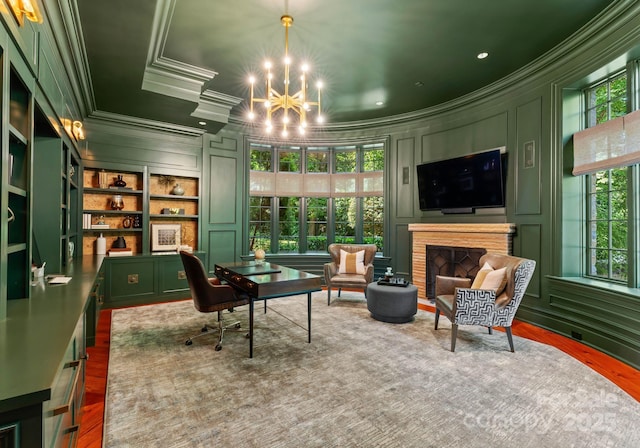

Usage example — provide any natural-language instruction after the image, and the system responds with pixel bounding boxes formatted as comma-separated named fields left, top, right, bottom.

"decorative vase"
left=171, top=183, right=185, bottom=196
left=112, top=236, right=127, bottom=249
left=110, top=194, right=124, bottom=210
left=122, top=216, right=132, bottom=228
left=113, top=174, right=127, bottom=188
left=98, top=169, right=108, bottom=188
left=132, top=215, right=142, bottom=228
left=254, top=248, right=266, bottom=265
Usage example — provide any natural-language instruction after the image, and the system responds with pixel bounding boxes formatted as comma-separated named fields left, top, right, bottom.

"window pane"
left=249, top=196, right=272, bottom=251
left=594, top=192, right=608, bottom=220
left=595, top=221, right=608, bottom=248
left=306, top=197, right=328, bottom=252
left=335, top=197, right=356, bottom=243
left=363, top=196, right=383, bottom=251
left=335, top=151, right=356, bottom=173
left=279, top=149, right=300, bottom=172
left=278, top=197, right=300, bottom=252
left=594, top=248, right=609, bottom=277
left=363, top=149, right=384, bottom=171
left=306, top=151, right=329, bottom=173
left=611, top=220, right=627, bottom=250
left=251, top=148, right=272, bottom=171
left=611, top=250, right=627, bottom=281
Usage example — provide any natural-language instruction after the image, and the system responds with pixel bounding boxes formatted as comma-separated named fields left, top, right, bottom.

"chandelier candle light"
left=248, top=14, right=323, bottom=137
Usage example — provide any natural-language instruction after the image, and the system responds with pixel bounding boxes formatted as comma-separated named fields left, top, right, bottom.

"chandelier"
left=248, top=14, right=324, bottom=137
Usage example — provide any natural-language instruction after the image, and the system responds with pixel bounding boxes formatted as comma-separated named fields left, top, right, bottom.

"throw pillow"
left=471, top=262, right=493, bottom=289
left=479, top=266, right=508, bottom=295
left=338, top=249, right=366, bottom=274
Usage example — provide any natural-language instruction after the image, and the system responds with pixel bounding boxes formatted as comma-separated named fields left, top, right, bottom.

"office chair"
left=180, top=251, right=250, bottom=351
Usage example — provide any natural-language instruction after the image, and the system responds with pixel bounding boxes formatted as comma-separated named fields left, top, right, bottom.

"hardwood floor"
left=77, top=302, right=640, bottom=448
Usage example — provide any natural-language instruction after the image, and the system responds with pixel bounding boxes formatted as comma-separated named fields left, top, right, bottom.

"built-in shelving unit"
left=82, top=167, right=146, bottom=254
left=4, top=65, right=32, bottom=308
left=81, top=166, right=200, bottom=255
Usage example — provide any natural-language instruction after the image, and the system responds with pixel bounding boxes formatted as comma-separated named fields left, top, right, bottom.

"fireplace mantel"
left=408, top=223, right=516, bottom=300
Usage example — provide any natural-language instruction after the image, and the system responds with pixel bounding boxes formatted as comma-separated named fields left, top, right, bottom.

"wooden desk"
left=214, top=261, right=321, bottom=358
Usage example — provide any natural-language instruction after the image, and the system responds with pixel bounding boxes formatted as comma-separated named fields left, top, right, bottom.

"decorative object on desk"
left=161, top=207, right=185, bottom=215
left=96, top=233, right=107, bottom=255
left=113, top=174, right=127, bottom=188
left=98, top=169, right=108, bottom=188
left=384, top=266, right=394, bottom=281
left=110, top=194, right=124, bottom=210
left=122, top=216, right=132, bottom=228
left=254, top=248, right=266, bottom=265
left=112, top=236, right=127, bottom=249
left=171, top=183, right=185, bottom=196
left=132, top=214, right=142, bottom=228
left=151, top=223, right=181, bottom=251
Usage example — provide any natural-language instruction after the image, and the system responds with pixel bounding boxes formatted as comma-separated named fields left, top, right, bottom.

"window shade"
left=250, top=171, right=383, bottom=197
left=573, top=109, right=640, bottom=175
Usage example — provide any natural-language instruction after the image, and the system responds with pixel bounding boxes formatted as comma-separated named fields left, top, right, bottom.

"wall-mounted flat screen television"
left=416, top=148, right=506, bottom=213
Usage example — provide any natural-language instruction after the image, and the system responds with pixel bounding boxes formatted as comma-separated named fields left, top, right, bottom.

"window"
left=249, top=142, right=385, bottom=254
left=584, top=71, right=630, bottom=282
left=249, top=196, right=272, bottom=252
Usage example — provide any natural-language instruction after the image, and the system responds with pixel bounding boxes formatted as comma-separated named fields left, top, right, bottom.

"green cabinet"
left=106, top=257, right=157, bottom=304
left=103, top=252, right=204, bottom=308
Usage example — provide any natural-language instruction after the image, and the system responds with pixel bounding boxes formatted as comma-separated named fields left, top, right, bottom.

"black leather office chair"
left=180, top=251, right=250, bottom=351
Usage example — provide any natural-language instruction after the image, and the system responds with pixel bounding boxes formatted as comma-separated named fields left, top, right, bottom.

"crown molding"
left=140, top=0, right=242, bottom=128
left=87, top=110, right=205, bottom=137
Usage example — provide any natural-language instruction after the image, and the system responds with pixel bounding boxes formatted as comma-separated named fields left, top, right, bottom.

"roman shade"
left=573, top=108, right=640, bottom=175
left=250, top=171, right=383, bottom=197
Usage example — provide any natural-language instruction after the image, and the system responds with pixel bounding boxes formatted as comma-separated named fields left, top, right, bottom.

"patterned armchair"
left=434, top=253, right=536, bottom=352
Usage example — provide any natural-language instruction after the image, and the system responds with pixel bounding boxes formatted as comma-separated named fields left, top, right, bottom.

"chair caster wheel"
left=235, top=323, right=241, bottom=329
left=185, top=339, right=193, bottom=346
left=201, top=326, right=208, bottom=333
left=215, top=344, right=222, bottom=351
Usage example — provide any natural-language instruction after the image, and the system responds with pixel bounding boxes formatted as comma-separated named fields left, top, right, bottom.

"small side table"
left=366, top=282, right=418, bottom=323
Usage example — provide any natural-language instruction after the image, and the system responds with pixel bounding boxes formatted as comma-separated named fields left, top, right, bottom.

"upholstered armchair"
left=324, top=243, right=377, bottom=305
left=434, top=253, right=536, bottom=352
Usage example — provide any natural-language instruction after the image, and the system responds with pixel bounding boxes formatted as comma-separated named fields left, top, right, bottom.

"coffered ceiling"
left=75, top=0, right=616, bottom=133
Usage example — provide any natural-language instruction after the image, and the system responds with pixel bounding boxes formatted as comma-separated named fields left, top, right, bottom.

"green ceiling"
left=76, top=0, right=616, bottom=133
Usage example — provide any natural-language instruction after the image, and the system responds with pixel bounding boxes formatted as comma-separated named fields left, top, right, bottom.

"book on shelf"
left=108, top=248, right=133, bottom=257
left=91, top=224, right=110, bottom=229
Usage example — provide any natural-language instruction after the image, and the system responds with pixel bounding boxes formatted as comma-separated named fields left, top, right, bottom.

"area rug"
left=104, top=292, right=640, bottom=447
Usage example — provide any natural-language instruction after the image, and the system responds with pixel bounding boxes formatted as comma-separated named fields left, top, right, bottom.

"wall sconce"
left=7, top=0, right=43, bottom=26
left=72, top=121, right=85, bottom=140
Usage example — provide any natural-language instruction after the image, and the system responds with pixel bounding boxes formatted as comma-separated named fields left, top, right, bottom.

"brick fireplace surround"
left=408, top=223, right=516, bottom=301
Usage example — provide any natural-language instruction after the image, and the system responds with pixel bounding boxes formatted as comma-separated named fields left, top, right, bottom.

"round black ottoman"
left=366, top=282, right=418, bottom=323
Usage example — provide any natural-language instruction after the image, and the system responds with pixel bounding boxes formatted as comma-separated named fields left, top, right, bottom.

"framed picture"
left=151, top=224, right=181, bottom=251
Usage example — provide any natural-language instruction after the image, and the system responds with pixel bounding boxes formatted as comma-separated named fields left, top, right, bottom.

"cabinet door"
left=157, top=253, right=204, bottom=294
left=106, top=258, right=156, bottom=304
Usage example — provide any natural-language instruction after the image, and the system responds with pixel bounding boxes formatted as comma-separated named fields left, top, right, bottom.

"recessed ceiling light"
left=477, top=52, right=489, bottom=60
left=376, top=101, right=384, bottom=106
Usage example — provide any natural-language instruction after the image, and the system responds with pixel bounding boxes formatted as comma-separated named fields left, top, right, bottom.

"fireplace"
left=408, top=223, right=515, bottom=301
left=425, top=245, right=487, bottom=300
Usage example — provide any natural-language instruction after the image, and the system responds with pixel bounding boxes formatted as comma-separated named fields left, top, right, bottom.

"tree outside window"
left=249, top=143, right=384, bottom=254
